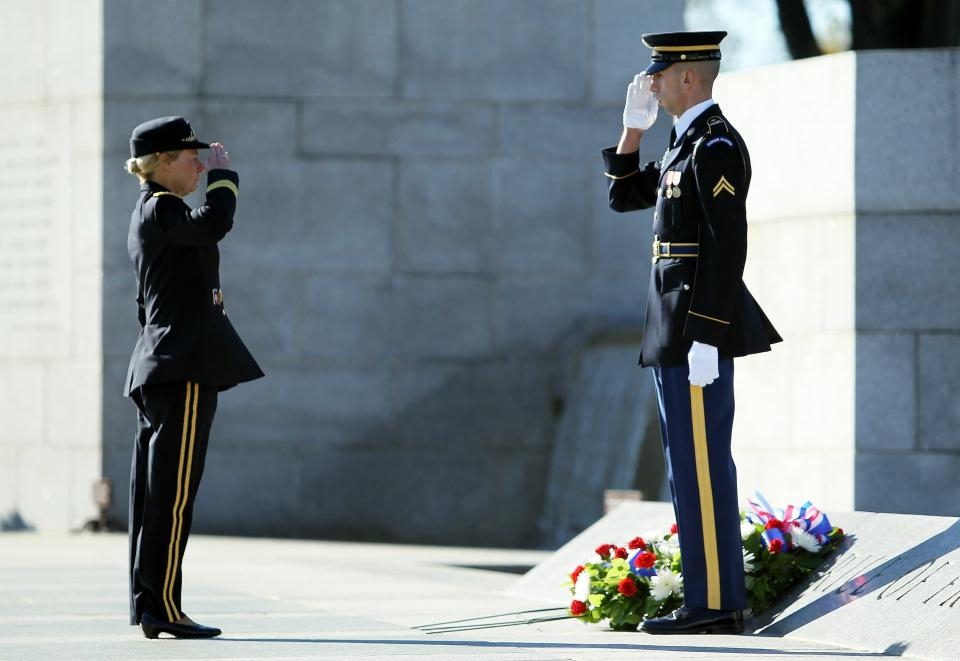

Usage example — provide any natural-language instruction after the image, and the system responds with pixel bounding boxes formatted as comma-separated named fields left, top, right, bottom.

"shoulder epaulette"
left=705, top=116, right=730, bottom=135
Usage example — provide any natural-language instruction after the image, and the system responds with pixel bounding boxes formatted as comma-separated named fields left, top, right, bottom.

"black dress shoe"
left=140, top=612, right=222, bottom=639
left=640, top=606, right=744, bottom=635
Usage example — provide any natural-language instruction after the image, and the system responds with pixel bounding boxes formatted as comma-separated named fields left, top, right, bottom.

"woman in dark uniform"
left=123, top=116, right=263, bottom=639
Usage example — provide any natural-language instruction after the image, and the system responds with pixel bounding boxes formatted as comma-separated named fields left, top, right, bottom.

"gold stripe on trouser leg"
left=689, top=385, right=721, bottom=610
left=167, top=382, right=200, bottom=621
left=162, top=382, right=194, bottom=621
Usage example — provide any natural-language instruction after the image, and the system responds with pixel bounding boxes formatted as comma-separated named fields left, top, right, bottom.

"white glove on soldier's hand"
left=688, top=341, right=719, bottom=387
left=622, top=73, right=658, bottom=130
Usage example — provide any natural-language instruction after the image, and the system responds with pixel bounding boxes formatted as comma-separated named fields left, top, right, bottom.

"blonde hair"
left=125, top=151, right=181, bottom=182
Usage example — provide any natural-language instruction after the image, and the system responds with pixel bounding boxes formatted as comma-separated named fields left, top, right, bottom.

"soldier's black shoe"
left=140, top=612, right=222, bottom=639
left=640, top=606, right=744, bottom=635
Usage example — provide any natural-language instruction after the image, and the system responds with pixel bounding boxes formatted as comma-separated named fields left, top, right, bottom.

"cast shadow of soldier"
left=750, top=519, right=960, bottom=656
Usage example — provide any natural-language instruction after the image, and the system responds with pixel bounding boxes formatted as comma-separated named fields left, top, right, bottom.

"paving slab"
left=0, top=531, right=898, bottom=660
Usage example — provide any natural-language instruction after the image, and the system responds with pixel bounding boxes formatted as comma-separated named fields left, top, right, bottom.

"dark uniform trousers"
left=654, top=359, right=745, bottom=611
left=129, top=381, right=218, bottom=624
left=602, top=104, right=781, bottom=613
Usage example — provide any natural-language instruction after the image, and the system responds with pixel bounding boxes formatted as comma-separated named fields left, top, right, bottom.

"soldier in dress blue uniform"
left=602, top=32, right=782, bottom=634
left=124, top=116, right=264, bottom=639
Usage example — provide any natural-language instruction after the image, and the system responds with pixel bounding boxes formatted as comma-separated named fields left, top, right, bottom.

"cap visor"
left=187, top=141, right=211, bottom=150
left=643, top=61, right=672, bottom=75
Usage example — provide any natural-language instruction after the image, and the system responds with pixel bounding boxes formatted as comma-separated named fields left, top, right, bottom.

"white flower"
left=662, top=534, right=680, bottom=550
left=650, top=568, right=683, bottom=601
left=790, top=526, right=821, bottom=553
left=574, top=571, right=592, bottom=601
left=742, top=549, right=756, bottom=574
left=741, top=520, right=758, bottom=540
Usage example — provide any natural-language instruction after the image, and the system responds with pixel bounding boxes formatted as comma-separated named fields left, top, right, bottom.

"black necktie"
left=669, top=127, right=677, bottom=148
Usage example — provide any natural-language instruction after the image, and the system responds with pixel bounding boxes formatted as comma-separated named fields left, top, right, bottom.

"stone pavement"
left=0, top=533, right=908, bottom=661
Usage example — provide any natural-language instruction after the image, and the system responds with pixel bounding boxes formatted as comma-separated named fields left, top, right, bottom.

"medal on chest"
left=664, top=170, right=682, bottom=199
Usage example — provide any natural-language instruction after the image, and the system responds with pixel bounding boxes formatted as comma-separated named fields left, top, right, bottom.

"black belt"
left=652, top=237, right=698, bottom=262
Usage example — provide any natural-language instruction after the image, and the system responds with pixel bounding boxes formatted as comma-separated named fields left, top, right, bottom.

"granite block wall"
left=95, top=0, right=682, bottom=545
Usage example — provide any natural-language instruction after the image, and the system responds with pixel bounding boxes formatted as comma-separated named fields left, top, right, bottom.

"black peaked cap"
left=641, top=31, right=727, bottom=74
left=130, top=116, right=210, bottom=158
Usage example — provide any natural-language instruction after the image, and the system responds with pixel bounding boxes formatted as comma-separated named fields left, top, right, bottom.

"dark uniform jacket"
left=603, top=104, right=781, bottom=368
left=124, top=170, right=264, bottom=396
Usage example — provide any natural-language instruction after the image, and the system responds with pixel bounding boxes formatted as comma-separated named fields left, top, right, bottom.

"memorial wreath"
left=564, top=494, right=845, bottom=630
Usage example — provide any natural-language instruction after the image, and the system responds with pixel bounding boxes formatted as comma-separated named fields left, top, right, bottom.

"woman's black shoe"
left=140, top=612, right=222, bottom=639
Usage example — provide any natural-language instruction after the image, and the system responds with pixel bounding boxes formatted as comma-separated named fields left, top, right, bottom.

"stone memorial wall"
left=0, top=0, right=103, bottom=530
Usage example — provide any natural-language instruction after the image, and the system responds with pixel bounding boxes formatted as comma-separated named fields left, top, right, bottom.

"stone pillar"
left=0, top=0, right=103, bottom=530
left=718, top=49, right=960, bottom=515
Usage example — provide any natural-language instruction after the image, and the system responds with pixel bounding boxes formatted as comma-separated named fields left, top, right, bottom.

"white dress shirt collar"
left=672, top=98, right=716, bottom=146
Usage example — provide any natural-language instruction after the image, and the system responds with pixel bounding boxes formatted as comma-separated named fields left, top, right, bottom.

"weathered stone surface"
left=297, top=444, right=547, bottom=546
left=193, top=444, right=302, bottom=536
left=855, top=333, right=916, bottom=451
left=219, top=268, right=299, bottom=364
left=592, top=0, right=684, bottom=102
left=855, top=50, right=959, bottom=212
left=104, top=0, right=201, bottom=95
left=918, top=334, right=960, bottom=451
left=301, top=102, right=496, bottom=156
left=300, top=276, right=395, bottom=363
left=390, top=358, right=555, bottom=450
left=717, top=53, right=857, bottom=222
left=391, top=277, right=494, bottom=358
left=493, top=159, right=590, bottom=274
left=856, top=213, right=960, bottom=331
left=212, top=365, right=392, bottom=446
left=500, top=105, right=615, bottom=157
left=44, top=361, right=101, bottom=446
left=224, top=159, right=394, bottom=274
left=0, top=1, right=45, bottom=102
left=15, top=447, right=74, bottom=530
left=856, top=452, right=960, bottom=515
left=0, top=365, right=44, bottom=445
left=397, top=159, right=494, bottom=272
left=204, top=0, right=396, bottom=97
left=400, top=0, right=587, bottom=100
left=47, top=0, right=102, bottom=97
left=201, top=100, right=298, bottom=157
left=757, top=509, right=960, bottom=661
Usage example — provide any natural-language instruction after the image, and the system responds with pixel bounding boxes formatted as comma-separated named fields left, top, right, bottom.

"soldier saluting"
left=602, top=32, right=781, bottom=634
left=123, top=116, right=263, bottom=639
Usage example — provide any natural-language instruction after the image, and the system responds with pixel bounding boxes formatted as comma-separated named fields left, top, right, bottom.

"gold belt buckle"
left=652, top=236, right=661, bottom=263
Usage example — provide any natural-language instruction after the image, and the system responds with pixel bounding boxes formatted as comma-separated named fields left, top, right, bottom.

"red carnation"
left=765, top=518, right=783, bottom=531
left=570, top=599, right=588, bottom=616
left=614, top=546, right=628, bottom=560
left=628, top=536, right=646, bottom=550
left=618, top=577, right=638, bottom=597
left=635, top=551, right=656, bottom=569
left=836, top=528, right=844, bottom=537
left=670, top=523, right=679, bottom=534
left=769, top=538, right=784, bottom=553
left=570, top=565, right=584, bottom=583
left=595, top=543, right=614, bottom=559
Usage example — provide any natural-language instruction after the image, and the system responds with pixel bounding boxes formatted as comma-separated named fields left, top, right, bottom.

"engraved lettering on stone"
left=0, top=145, right=63, bottom=339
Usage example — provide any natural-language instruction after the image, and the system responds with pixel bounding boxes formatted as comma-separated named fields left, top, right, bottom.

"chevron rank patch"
left=712, top=175, right=735, bottom=197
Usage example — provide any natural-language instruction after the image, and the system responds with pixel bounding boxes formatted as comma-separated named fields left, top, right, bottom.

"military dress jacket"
left=123, top=170, right=264, bottom=396
left=602, top=104, right=781, bottom=368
